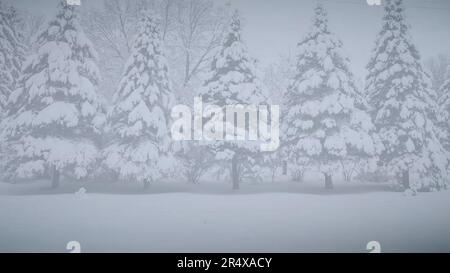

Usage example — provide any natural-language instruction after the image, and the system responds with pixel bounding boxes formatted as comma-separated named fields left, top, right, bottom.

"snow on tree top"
left=201, top=10, right=268, bottom=107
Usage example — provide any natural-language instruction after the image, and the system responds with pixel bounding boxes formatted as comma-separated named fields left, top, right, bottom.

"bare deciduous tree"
left=16, top=10, right=46, bottom=52
left=425, top=54, right=450, bottom=98
left=81, top=0, right=230, bottom=99
left=172, top=0, right=230, bottom=87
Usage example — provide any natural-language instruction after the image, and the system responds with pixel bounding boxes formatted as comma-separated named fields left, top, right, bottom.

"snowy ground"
left=1, top=180, right=450, bottom=253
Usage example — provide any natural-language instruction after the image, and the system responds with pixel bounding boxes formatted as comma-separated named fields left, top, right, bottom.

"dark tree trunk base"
left=232, top=154, right=239, bottom=190
left=143, top=179, right=151, bottom=190
left=402, top=170, right=410, bottom=190
left=324, top=173, right=333, bottom=190
left=51, top=166, right=60, bottom=189
left=282, top=161, right=287, bottom=175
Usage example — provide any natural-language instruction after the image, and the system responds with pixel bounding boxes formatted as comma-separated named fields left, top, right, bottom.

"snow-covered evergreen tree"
left=0, top=1, right=26, bottom=179
left=200, top=11, right=269, bottom=190
left=283, top=4, right=378, bottom=189
left=0, top=1, right=25, bottom=114
left=104, top=15, right=175, bottom=189
left=365, top=0, right=448, bottom=191
left=4, top=1, right=105, bottom=188
left=438, top=66, right=450, bottom=152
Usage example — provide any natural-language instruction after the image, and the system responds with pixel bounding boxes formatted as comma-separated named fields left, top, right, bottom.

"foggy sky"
left=5, top=0, right=450, bottom=80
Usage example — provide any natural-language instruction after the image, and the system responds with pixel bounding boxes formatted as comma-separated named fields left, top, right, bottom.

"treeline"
left=0, top=0, right=449, bottom=192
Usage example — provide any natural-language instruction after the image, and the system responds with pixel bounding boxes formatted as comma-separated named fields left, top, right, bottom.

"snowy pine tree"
left=104, top=15, right=175, bottom=189
left=283, top=4, right=378, bottom=189
left=365, top=0, right=448, bottom=191
left=0, top=1, right=25, bottom=114
left=438, top=66, right=450, bottom=152
left=200, top=11, right=269, bottom=190
left=4, top=1, right=105, bottom=187
left=0, top=1, right=26, bottom=179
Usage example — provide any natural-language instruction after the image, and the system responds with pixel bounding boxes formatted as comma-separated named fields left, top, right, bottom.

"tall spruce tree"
left=0, top=1, right=26, bottom=179
left=283, top=4, right=378, bottom=189
left=365, top=0, right=448, bottom=191
left=104, top=16, right=175, bottom=189
left=439, top=67, right=450, bottom=152
left=0, top=1, right=25, bottom=114
left=4, top=1, right=105, bottom=188
left=200, top=11, right=269, bottom=190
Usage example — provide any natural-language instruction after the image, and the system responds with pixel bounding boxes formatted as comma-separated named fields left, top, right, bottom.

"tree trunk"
left=344, top=172, right=352, bottom=182
left=184, top=52, right=190, bottom=86
left=282, top=161, right=287, bottom=175
left=324, top=173, right=333, bottom=190
left=143, top=179, right=151, bottom=190
left=51, top=166, right=60, bottom=189
left=231, top=154, right=239, bottom=190
left=292, top=170, right=303, bottom=183
left=402, top=170, right=410, bottom=189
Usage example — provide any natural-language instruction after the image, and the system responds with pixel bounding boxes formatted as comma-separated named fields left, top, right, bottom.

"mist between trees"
left=1, top=0, right=450, bottom=193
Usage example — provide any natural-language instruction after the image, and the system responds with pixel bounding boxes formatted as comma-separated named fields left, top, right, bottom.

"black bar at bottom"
left=0, top=253, right=448, bottom=272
